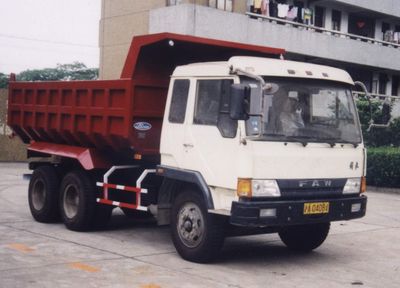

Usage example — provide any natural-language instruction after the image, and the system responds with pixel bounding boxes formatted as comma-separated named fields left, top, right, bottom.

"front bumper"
left=230, top=195, right=367, bottom=227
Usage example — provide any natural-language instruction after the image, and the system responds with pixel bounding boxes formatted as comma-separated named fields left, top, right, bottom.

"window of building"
left=382, top=22, right=390, bottom=33
left=332, top=10, right=341, bottom=31
left=382, top=22, right=391, bottom=41
left=209, top=0, right=233, bottom=12
left=194, top=79, right=237, bottom=137
left=169, top=79, right=190, bottom=123
left=348, top=14, right=375, bottom=38
left=346, top=68, right=373, bottom=93
left=314, top=6, right=325, bottom=28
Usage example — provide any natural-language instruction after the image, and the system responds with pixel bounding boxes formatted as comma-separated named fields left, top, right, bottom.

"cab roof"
left=173, top=56, right=354, bottom=85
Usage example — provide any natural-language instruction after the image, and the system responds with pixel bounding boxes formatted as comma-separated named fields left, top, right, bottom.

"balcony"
left=334, top=0, right=400, bottom=18
left=149, top=4, right=400, bottom=72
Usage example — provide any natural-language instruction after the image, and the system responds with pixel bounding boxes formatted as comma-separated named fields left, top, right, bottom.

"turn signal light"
left=361, top=176, right=367, bottom=193
left=237, top=178, right=252, bottom=198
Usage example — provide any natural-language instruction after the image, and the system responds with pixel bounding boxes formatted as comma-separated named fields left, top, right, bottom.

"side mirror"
left=230, top=84, right=250, bottom=120
left=354, top=81, right=392, bottom=131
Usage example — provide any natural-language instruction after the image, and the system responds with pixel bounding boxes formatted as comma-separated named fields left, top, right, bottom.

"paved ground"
left=0, top=163, right=399, bottom=288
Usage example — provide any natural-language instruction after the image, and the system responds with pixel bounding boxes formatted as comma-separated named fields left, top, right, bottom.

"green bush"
left=367, top=147, right=400, bottom=188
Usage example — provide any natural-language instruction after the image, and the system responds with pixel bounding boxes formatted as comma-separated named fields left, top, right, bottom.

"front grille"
left=279, top=187, right=343, bottom=199
left=277, top=179, right=346, bottom=199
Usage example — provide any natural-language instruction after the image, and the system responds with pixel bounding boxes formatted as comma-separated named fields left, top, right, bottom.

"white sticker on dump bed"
left=133, top=122, right=152, bottom=131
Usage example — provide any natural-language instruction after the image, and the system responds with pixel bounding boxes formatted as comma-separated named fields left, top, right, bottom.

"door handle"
left=183, top=143, right=194, bottom=148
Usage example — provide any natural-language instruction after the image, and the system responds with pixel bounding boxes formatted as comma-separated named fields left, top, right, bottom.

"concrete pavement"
left=0, top=163, right=399, bottom=288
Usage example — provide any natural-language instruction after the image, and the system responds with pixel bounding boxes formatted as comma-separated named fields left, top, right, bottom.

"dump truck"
left=7, top=33, right=367, bottom=263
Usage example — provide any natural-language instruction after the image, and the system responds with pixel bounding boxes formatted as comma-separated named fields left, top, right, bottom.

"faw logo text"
left=133, top=122, right=152, bottom=131
left=298, top=180, right=332, bottom=188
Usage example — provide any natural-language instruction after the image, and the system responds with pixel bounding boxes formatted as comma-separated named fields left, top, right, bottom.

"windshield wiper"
left=285, top=135, right=313, bottom=147
left=318, top=137, right=360, bottom=148
left=286, top=136, right=340, bottom=148
left=338, top=140, right=360, bottom=148
left=262, top=133, right=286, bottom=137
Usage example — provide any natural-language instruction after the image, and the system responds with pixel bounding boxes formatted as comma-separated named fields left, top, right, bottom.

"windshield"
left=244, top=77, right=362, bottom=144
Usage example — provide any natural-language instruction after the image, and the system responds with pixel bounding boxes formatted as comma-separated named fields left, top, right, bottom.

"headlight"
left=252, top=179, right=281, bottom=197
left=343, top=178, right=361, bottom=194
left=237, top=179, right=281, bottom=198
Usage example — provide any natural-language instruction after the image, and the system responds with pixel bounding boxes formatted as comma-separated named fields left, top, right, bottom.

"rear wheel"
left=59, top=170, right=112, bottom=231
left=28, top=166, right=60, bottom=223
left=279, top=222, right=330, bottom=252
left=171, top=189, right=225, bottom=263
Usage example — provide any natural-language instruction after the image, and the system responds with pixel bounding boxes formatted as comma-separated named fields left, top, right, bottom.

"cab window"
left=168, top=79, right=190, bottom=123
left=194, top=79, right=237, bottom=138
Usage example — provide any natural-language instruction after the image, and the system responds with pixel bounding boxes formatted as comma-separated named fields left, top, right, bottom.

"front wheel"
left=171, top=189, right=225, bottom=263
left=279, top=222, right=330, bottom=252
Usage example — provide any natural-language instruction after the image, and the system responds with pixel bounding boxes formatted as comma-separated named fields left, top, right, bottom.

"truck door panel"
left=160, top=79, right=190, bottom=167
left=182, top=79, right=238, bottom=189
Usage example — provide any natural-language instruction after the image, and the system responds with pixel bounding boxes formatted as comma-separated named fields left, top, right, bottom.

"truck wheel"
left=279, top=222, right=330, bottom=252
left=28, top=166, right=60, bottom=223
left=171, top=189, right=225, bottom=263
left=59, top=170, right=112, bottom=231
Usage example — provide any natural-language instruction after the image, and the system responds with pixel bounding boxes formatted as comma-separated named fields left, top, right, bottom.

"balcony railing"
left=246, top=12, right=400, bottom=49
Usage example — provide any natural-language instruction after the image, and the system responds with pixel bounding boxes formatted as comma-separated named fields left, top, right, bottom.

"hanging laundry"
left=394, top=32, right=400, bottom=44
left=302, top=8, right=313, bottom=25
left=277, top=3, right=289, bottom=18
left=384, top=30, right=394, bottom=42
left=269, top=0, right=278, bottom=18
left=253, top=0, right=262, bottom=14
left=356, top=21, right=366, bottom=29
left=286, top=6, right=298, bottom=21
left=261, top=0, right=270, bottom=16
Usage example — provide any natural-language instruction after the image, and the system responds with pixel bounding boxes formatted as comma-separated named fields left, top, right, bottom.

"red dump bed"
left=7, top=33, right=284, bottom=168
left=8, top=79, right=164, bottom=156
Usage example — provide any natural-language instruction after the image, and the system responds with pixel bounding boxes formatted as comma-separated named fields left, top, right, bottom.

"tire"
left=121, top=208, right=153, bottom=219
left=171, top=189, right=225, bottom=263
left=59, top=170, right=112, bottom=231
left=279, top=222, right=330, bottom=252
left=28, top=165, right=60, bottom=223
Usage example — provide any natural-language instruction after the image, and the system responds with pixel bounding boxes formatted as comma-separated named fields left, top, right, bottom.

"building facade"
left=100, top=0, right=400, bottom=98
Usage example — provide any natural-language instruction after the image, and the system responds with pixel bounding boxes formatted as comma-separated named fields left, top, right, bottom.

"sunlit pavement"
left=0, top=163, right=399, bottom=288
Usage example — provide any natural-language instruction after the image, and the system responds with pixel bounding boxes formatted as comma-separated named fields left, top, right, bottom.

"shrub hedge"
left=367, top=147, right=400, bottom=188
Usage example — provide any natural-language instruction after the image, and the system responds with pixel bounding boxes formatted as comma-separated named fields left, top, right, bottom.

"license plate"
left=303, top=202, right=330, bottom=215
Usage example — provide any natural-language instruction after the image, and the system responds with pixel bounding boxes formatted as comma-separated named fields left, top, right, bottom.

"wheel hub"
left=177, top=203, right=204, bottom=248
left=184, top=220, right=193, bottom=232
left=32, top=179, right=46, bottom=211
left=63, top=184, right=79, bottom=219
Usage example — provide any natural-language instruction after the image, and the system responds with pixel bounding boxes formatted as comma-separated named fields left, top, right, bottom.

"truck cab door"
left=182, top=78, right=239, bottom=189
left=160, top=79, right=190, bottom=167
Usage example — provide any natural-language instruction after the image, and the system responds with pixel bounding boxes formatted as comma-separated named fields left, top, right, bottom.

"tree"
left=17, top=62, right=98, bottom=81
left=0, top=73, right=9, bottom=89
